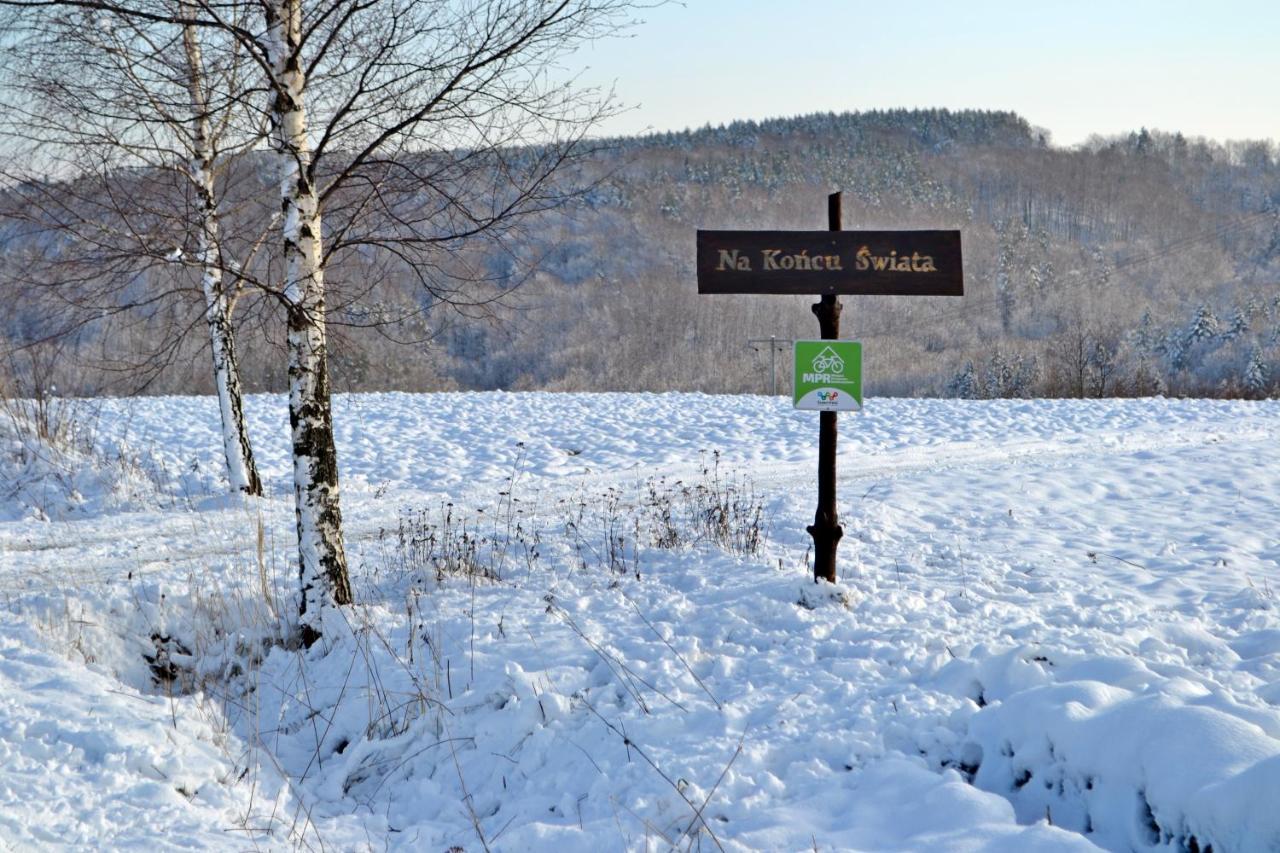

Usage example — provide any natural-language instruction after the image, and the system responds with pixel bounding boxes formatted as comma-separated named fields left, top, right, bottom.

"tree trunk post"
left=807, top=192, right=845, bottom=583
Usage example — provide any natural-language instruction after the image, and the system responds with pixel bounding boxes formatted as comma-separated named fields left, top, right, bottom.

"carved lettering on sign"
left=719, top=248, right=939, bottom=274
left=717, top=249, right=751, bottom=271
left=759, top=250, right=845, bottom=271
left=854, top=246, right=936, bottom=273
left=695, top=229, right=963, bottom=296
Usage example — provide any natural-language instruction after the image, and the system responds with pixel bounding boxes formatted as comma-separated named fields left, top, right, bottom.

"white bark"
left=197, top=186, right=260, bottom=495
left=266, top=0, right=352, bottom=644
left=181, top=13, right=262, bottom=496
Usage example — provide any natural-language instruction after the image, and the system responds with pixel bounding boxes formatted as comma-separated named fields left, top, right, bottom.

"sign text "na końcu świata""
left=696, top=230, right=962, bottom=296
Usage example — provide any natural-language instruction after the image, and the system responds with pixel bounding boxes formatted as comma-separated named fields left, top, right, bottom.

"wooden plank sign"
left=697, top=229, right=963, bottom=296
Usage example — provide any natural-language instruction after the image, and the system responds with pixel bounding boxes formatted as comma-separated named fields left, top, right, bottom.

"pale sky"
left=576, top=0, right=1279, bottom=147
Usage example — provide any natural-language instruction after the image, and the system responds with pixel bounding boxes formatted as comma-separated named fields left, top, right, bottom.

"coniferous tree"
left=1187, top=304, right=1221, bottom=343
left=1222, top=307, right=1250, bottom=341
left=1244, top=346, right=1268, bottom=396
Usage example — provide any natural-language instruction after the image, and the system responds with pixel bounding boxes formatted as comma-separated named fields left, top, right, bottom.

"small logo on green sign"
left=794, top=340, right=862, bottom=410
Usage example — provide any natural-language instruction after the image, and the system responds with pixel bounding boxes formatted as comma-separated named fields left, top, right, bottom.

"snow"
left=0, top=619, right=284, bottom=849
left=1, top=392, right=1279, bottom=850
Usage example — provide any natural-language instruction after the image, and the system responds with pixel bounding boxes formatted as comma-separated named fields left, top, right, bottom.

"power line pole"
left=747, top=336, right=793, bottom=396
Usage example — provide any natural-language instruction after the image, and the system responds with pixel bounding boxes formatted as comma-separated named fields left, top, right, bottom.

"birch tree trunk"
left=265, top=0, right=352, bottom=644
left=181, top=15, right=262, bottom=496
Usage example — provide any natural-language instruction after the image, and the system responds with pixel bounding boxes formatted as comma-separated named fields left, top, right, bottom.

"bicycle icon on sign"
left=811, top=347, right=844, bottom=375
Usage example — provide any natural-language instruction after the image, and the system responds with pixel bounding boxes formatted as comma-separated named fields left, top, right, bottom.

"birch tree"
left=262, top=0, right=353, bottom=638
left=180, top=3, right=263, bottom=494
left=3, top=0, right=639, bottom=644
left=0, top=3, right=267, bottom=494
left=249, top=0, right=636, bottom=644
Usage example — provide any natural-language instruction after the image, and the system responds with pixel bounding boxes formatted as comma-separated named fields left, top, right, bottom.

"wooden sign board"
left=697, top=230, right=963, bottom=296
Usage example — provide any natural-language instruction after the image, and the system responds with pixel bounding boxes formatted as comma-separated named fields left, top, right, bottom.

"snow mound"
left=948, top=647, right=1280, bottom=852
left=0, top=620, right=286, bottom=849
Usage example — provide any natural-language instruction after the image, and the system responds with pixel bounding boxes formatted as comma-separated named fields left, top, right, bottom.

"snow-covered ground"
left=2, top=392, right=1279, bottom=851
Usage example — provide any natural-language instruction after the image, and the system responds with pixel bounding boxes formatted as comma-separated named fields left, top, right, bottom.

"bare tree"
left=0, top=2, right=268, bottom=494
left=2, top=0, right=639, bottom=644
left=254, top=0, right=637, bottom=644
left=179, top=2, right=265, bottom=494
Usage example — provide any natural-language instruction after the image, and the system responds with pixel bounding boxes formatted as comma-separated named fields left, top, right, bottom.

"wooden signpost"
left=696, top=193, right=963, bottom=583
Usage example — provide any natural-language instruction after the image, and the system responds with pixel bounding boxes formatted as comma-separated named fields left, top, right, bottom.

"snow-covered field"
left=2, top=392, right=1279, bottom=851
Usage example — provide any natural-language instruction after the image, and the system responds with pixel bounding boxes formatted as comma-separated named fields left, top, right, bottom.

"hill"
left=4, top=108, right=1279, bottom=398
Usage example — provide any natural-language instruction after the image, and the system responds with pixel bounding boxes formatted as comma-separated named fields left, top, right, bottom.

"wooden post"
left=807, top=192, right=844, bottom=582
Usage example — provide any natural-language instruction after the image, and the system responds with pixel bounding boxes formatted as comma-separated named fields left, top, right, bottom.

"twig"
left=578, top=696, right=726, bottom=852
left=683, top=736, right=743, bottom=852
left=1090, top=551, right=1149, bottom=571
left=555, top=606, right=688, bottom=714
left=624, top=594, right=722, bottom=710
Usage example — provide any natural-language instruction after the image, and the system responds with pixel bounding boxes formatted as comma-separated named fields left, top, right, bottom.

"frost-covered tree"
left=979, top=351, right=1039, bottom=399
left=1090, top=337, right=1120, bottom=397
left=994, top=220, right=1016, bottom=332
left=1244, top=346, right=1268, bottom=396
left=1029, top=227, right=1054, bottom=294
left=1186, top=303, right=1221, bottom=344
left=1091, top=246, right=1112, bottom=290
left=946, top=361, right=977, bottom=398
left=1131, top=312, right=1160, bottom=358
left=1165, top=332, right=1190, bottom=374
left=1222, top=307, right=1250, bottom=341
left=1266, top=297, right=1280, bottom=348
left=1162, top=303, right=1222, bottom=381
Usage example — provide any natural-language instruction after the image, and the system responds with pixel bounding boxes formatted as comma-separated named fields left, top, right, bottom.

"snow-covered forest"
left=5, top=108, right=1279, bottom=400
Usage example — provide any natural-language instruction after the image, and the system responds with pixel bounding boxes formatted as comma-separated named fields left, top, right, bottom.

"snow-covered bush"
left=947, top=352, right=1040, bottom=399
left=0, top=395, right=168, bottom=521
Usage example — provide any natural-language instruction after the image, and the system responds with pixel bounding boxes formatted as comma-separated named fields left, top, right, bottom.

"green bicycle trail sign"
left=794, top=340, right=862, bottom=411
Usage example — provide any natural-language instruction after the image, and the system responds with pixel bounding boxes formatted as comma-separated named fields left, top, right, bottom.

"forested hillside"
left=5, top=108, right=1280, bottom=398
